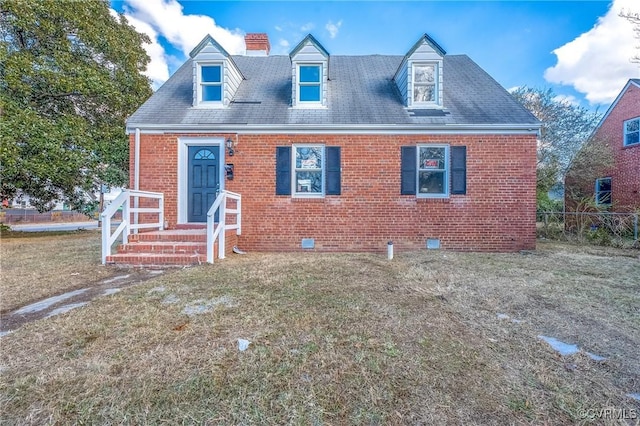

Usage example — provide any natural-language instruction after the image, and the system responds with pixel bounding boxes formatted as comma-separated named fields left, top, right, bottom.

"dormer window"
left=289, top=34, right=329, bottom=108
left=413, top=63, right=438, bottom=104
left=298, top=64, right=322, bottom=103
left=199, top=64, right=223, bottom=104
left=189, top=34, right=244, bottom=108
left=394, top=34, right=446, bottom=109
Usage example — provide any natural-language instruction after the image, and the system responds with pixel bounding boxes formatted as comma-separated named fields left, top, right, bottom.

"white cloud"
left=274, top=25, right=283, bottom=32
left=300, top=22, right=315, bottom=32
left=552, top=94, right=580, bottom=106
left=325, top=20, right=342, bottom=39
left=114, top=10, right=170, bottom=89
left=267, top=38, right=291, bottom=56
left=544, top=0, right=639, bottom=105
left=119, top=0, right=246, bottom=88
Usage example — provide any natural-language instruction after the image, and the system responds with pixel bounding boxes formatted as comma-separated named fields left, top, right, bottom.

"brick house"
left=565, top=79, right=640, bottom=212
left=107, top=32, right=540, bottom=265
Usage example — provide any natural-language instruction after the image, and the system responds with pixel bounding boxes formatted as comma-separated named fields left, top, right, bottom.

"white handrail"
left=100, top=190, right=164, bottom=264
left=206, top=190, right=242, bottom=264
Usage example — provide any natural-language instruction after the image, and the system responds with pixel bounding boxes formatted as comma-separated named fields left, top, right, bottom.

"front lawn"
left=1, top=233, right=639, bottom=424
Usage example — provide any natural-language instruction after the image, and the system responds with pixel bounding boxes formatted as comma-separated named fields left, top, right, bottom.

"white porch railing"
left=100, top=190, right=164, bottom=264
left=207, top=190, right=242, bottom=264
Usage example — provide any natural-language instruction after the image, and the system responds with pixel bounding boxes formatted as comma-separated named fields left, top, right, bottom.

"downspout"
left=134, top=128, right=140, bottom=231
left=134, top=128, right=140, bottom=191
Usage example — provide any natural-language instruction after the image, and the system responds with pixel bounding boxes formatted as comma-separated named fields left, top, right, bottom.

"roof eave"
left=126, top=123, right=541, bottom=135
left=289, top=34, right=330, bottom=59
left=590, top=79, right=640, bottom=137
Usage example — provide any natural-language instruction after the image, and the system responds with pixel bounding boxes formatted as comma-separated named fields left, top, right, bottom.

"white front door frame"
left=177, top=137, right=225, bottom=224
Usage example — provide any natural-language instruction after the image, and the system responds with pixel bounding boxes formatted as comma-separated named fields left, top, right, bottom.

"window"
left=298, top=64, right=322, bottom=103
left=275, top=146, right=341, bottom=196
left=199, top=64, right=222, bottom=103
left=294, top=145, right=324, bottom=195
left=413, top=63, right=438, bottom=104
left=401, top=145, right=466, bottom=196
left=418, top=146, right=448, bottom=196
left=194, top=149, right=216, bottom=160
left=624, top=117, right=639, bottom=146
left=595, top=177, right=612, bottom=206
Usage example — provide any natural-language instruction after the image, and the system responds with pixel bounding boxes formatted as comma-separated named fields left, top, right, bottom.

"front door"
left=188, top=146, right=219, bottom=222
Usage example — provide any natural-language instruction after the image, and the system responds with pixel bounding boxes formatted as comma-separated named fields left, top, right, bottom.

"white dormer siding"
left=290, top=35, right=329, bottom=108
left=190, top=35, right=243, bottom=108
left=394, top=34, right=445, bottom=109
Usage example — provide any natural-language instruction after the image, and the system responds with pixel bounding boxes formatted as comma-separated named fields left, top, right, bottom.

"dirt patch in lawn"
left=1, top=268, right=167, bottom=335
left=1, top=230, right=114, bottom=312
left=1, top=230, right=178, bottom=334
left=0, top=236, right=638, bottom=424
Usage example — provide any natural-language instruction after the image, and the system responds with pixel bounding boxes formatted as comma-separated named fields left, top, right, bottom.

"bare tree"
left=564, top=135, right=615, bottom=204
left=619, top=9, right=640, bottom=63
left=511, top=87, right=602, bottom=203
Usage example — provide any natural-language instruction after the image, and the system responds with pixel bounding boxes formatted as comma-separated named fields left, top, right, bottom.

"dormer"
left=189, top=34, right=244, bottom=108
left=394, top=34, right=446, bottom=109
left=289, top=34, right=330, bottom=108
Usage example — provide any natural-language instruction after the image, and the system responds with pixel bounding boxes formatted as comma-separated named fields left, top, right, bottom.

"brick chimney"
left=245, top=33, right=270, bottom=56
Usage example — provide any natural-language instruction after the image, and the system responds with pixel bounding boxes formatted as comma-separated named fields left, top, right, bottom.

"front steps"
left=105, top=228, right=215, bottom=267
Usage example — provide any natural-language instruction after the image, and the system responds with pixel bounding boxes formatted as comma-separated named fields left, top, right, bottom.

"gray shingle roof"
left=127, top=54, right=539, bottom=129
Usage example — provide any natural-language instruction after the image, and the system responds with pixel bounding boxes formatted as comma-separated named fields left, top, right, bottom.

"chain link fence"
left=0, top=209, right=93, bottom=224
left=537, top=211, right=639, bottom=248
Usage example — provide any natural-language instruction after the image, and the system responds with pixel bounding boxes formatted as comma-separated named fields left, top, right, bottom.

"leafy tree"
left=0, top=0, right=152, bottom=211
left=510, top=87, right=602, bottom=207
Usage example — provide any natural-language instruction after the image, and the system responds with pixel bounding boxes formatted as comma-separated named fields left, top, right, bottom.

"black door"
left=188, top=146, right=219, bottom=222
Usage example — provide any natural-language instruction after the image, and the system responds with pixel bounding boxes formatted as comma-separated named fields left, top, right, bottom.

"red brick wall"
left=131, top=132, right=537, bottom=252
left=590, top=84, right=640, bottom=212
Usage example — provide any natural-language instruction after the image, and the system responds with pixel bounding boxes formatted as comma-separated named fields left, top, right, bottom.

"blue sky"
left=110, top=0, right=639, bottom=108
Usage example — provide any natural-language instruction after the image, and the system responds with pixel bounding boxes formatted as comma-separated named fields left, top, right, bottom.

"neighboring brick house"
left=566, top=79, right=640, bottom=212
left=124, top=32, right=540, bottom=254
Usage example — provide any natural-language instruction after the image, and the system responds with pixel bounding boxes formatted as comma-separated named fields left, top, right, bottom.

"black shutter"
left=326, top=147, right=341, bottom=195
left=401, top=146, right=417, bottom=195
left=451, top=146, right=467, bottom=195
left=275, top=146, right=291, bottom=195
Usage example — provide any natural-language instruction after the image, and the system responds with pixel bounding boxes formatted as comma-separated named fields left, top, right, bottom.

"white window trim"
left=623, top=117, right=640, bottom=147
left=416, top=144, right=449, bottom=198
left=196, top=62, right=224, bottom=107
left=177, top=137, right=225, bottom=224
left=292, top=144, right=325, bottom=198
left=411, top=62, right=439, bottom=107
left=594, top=177, right=612, bottom=206
left=296, top=63, right=323, bottom=106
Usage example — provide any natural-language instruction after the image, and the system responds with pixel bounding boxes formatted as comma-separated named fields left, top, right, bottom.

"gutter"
left=125, top=123, right=541, bottom=136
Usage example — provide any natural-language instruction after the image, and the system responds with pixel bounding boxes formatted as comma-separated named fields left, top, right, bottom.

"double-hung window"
left=294, top=145, right=324, bottom=196
left=413, top=63, right=438, bottom=104
left=624, top=117, right=639, bottom=147
left=199, top=64, right=222, bottom=103
left=595, top=177, right=612, bottom=206
left=275, top=145, right=341, bottom=196
left=298, top=64, right=322, bottom=104
left=401, top=144, right=466, bottom=197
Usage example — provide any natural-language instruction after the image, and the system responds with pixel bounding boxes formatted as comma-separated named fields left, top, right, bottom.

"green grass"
left=1, top=235, right=639, bottom=424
